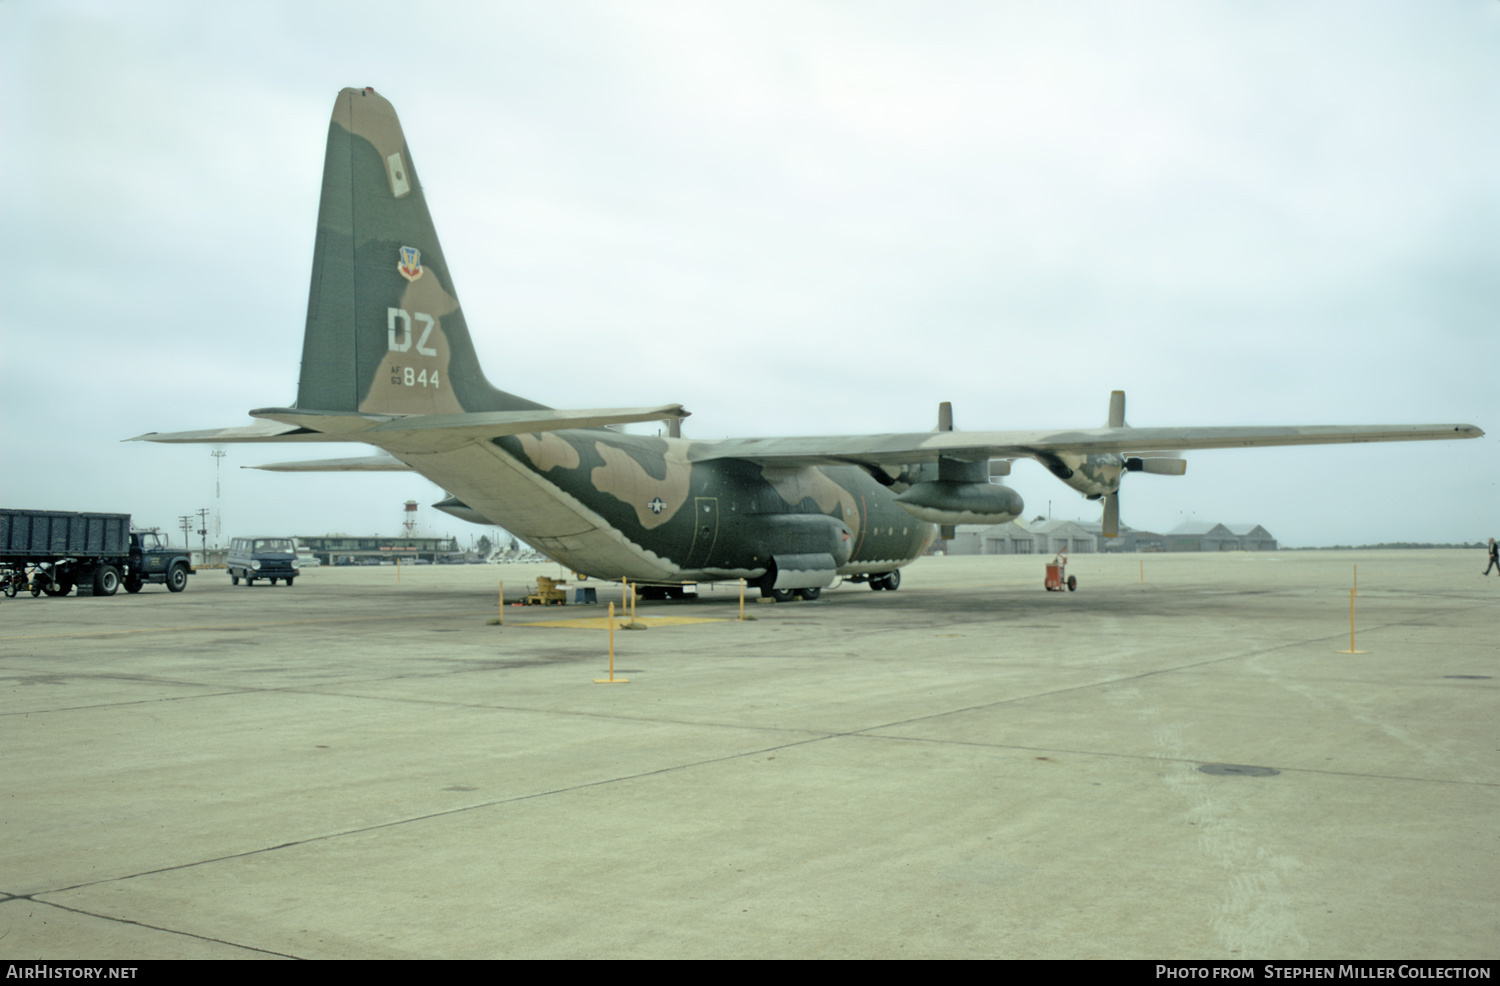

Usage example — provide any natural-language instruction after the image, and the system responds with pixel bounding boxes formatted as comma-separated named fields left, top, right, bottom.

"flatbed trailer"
left=1, top=508, right=194, bottom=597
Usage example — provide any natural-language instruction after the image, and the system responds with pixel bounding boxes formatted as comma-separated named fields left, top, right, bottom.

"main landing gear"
left=855, top=570, right=900, bottom=592
left=760, top=586, right=823, bottom=603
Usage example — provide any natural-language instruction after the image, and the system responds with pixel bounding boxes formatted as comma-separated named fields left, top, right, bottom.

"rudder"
left=297, top=87, right=542, bottom=416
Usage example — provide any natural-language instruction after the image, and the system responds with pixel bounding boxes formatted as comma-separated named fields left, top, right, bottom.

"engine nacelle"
left=894, top=481, right=1024, bottom=526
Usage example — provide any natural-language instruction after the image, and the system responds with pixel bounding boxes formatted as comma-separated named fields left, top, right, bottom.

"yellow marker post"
left=1139, top=560, right=1144, bottom=585
left=620, top=578, right=647, bottom=630
left=738, top=578, right=756, bottom=621
left=396, top=557, right=400, bottom=583
left=1339, top=587, right=1368, bottom=654
left=594, top=602, right=629, bottom=683
left=489, top=579, right=503, bottom=626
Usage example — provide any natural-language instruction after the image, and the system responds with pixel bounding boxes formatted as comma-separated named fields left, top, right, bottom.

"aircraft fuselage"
left=394, top=428, right=934, bottom=585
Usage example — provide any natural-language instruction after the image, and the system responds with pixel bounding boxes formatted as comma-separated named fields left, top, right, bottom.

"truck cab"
left=126, top=532, right=194, bottom=593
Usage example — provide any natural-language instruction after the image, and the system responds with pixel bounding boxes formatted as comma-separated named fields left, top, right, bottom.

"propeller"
left=1102, top=390, right=1185, bottom=538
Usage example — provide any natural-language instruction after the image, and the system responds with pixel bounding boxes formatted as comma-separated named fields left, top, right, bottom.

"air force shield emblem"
left=397, top=246, right=423, bottom=282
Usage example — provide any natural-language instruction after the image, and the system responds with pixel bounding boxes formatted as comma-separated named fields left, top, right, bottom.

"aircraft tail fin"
left=298, top=87, right=543, bottom=417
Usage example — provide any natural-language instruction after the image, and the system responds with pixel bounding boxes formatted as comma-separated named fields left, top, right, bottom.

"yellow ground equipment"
left=524, top=576, right=569, bottom=606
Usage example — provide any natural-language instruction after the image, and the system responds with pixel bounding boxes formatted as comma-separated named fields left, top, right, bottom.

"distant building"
left=1225, top=524, right=1277, bottom=551
left=296, top=535, right=461, bottom=565
left=1165, top=522, right=1278, bottom=552
left=941, top=519, right=1098, bottom=556
left=1028, top=519, right=1098, bottom=555
left=1078, top=522, right=1167, bottom=553
left=939, top=518, right=1274, bottom=554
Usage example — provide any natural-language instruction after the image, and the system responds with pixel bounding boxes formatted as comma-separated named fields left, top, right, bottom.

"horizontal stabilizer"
left=127, top=421, right=352, bottom=444
left=249, top=454, right=413, bottom=472
left=135, top=405, right=689, bottom=451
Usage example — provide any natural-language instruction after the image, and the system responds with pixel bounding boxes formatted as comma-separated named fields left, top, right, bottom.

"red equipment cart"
left=1044, top=550, right=1077, bottom=592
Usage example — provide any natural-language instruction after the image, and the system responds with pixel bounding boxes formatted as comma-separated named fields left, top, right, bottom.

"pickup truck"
left=1, top=509, right=195, bottom=597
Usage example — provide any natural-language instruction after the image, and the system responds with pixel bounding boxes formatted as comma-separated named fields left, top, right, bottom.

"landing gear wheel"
left=762, top=586, right=794, bottom=603
left=885, top=570, right=901, bottom=591
left=167, top=564, right=188, bottom=593
left=95, top=565, right=120, bottom=597
left=124, top=577, right=144, bottom=594
left=795, top=587, right=822, bottom=601
left=31, top=582, right=43, bottom=597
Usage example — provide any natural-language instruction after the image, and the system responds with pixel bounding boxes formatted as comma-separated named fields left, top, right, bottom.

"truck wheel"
left=167, top=564, right=188, bottom=593
left=285, top=577, right=295, bottom=587
left=95, top=566, right=121, bottom=597
left=231, top=573, right=239, bottom=585
left=124, top=577, right=144, bottom=594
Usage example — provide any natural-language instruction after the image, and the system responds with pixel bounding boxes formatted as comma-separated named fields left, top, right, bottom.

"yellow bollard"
left=396, top=557, right=400, bottom=583
left=1339, top=587, right=1368, bottom=654
left=1139, top=559, right=1144, bottom=585
left=595, top=602, right=629, bottom=683
left=488, top=579, right=505, bottom=626
left=620, top=577, right=647, bottom=629
left=738, top=578, right=756, bottom=621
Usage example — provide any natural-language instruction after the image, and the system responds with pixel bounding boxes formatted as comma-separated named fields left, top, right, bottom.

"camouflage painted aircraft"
left=134, top=88, right=1484, bottom=600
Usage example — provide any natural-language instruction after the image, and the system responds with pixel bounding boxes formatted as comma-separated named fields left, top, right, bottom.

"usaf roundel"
left=648, top=497, right=665, bottom=515
left=398, top=246, right=423, bottom=282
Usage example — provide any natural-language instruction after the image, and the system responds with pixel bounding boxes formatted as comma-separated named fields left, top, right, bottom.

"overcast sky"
left=3, top=0, right=1496, bottom=549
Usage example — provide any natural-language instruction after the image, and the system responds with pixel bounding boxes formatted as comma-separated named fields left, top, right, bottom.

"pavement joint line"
left=9, top=896, right=301, bottom=959
left=22, top=709, right=1496, bottom=910
left=0, top=611, right=502, bottom=641
left=0, top=606, right=760, bottom=642
left=24, top=735, right=836, bottom=901
left=7, top=600, right=1489, bottom=721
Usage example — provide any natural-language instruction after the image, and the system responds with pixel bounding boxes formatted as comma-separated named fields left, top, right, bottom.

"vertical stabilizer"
left=298, top=87, right=542, bottom=416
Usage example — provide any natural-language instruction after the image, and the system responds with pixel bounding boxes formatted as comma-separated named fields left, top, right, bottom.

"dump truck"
left=1, top=509, right=194, bottom=598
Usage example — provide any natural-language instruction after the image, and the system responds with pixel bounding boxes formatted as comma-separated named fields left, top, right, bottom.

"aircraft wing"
left=686, top=423, right=1484, bottom=467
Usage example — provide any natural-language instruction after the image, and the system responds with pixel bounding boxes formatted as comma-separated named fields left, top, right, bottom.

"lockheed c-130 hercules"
left=134, top=87, right=1483, bottom=601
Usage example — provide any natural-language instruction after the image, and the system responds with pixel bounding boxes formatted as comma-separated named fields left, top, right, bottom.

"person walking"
left=1485, top=538, right=1499, bottom=575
